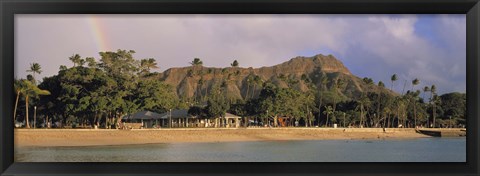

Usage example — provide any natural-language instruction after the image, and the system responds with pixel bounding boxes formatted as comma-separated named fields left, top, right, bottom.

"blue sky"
left=15, top=14, right=466, bottom=94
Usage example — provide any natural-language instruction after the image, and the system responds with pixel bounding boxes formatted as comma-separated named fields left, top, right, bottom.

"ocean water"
left=15, top=137, right=466, bottom=162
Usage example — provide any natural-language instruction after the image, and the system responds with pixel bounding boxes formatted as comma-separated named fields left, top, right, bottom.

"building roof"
left=158, top=109, right=194, bottom=119
left=224, top=113, right=241, bottom=119
left=122, top=111, right=163, bottom=120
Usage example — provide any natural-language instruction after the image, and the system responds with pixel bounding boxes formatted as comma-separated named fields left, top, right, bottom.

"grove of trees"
left=14, top=50, right=467, bottom=129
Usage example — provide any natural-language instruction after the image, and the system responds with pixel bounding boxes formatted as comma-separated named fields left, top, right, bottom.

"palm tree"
left=390, top=74, right=398, bottom=92
left=423, top=86, right=430, bottom=102
left=231, top=60, right=239, bottom=67
left=323, top=105, right=333, bottom=127
left=421, top=86, right=430, bottom=127
left=430, top=85, right=437, bottom=128
left=432, top=94, right=441, bottom=128
left=19, top=80, right=51, bottom=128
left=140, top=58, right=159, bottom=74
left=360, top=78, right=375, bottom=127
left=318, top=74, right=328, bottom=127
left=396, top=97, right=408, bottom=128
left=27, top=63, right=42, bottom=84
left=189, top=58, right=203, bottom=78
left=409, top=91, right=421, bottom=128
left=69, top=54, right=81, bottom=67
left=411, top=78, right=420, bottom=127
left=390, top=74, right=398, bottom=127
left=13, top=79, right=27, bottom=122
left=146, top=58, right=159, bottom=70
left=190, top=58, right=203, bottom=66
left=411, top=78, right=420, bottom=91
left=376, top=81, right=385, bottom=127
left=335, top=78, right=345, bottom=105
left=356, top=94, right=371, bottom=128
left=327, top=78, right=345, bottom=127
left=384, top=104, right=393, bottom=128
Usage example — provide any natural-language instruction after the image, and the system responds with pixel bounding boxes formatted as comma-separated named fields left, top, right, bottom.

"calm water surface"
left=15, top=137, right=465, bottom=162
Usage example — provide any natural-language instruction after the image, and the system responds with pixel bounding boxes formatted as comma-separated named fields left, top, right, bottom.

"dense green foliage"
left=16, top=50, right=178, bottom=128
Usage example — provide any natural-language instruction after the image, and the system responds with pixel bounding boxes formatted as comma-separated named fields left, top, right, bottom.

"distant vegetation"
left=14, top=49, right=466, bottom=129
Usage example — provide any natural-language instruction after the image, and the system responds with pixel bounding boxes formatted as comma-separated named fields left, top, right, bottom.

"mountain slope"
left=158, top=54, right=394, bottom=101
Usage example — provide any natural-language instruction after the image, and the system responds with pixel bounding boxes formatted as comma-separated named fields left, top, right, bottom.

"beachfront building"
left=122, top=109, right=203, bottom=128
left=159, top=109, right=196, bottom=128
left=122, top=111, right=163, bottom=128
left=123, top=109, right=198, bottom=128
left=122, top=110, right=244, bottom=128
left=224, top=113, right=242, bottom=128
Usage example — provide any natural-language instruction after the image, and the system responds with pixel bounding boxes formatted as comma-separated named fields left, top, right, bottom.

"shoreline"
left=14, top=128, right=442, bottom=147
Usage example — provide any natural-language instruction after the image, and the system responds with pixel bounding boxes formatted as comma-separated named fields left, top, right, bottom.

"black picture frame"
left=1, top=0, right=479, bottom=175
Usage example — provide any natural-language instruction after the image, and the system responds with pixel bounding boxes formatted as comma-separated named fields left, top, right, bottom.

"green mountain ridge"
left=158, top=54, right=395, bottom=102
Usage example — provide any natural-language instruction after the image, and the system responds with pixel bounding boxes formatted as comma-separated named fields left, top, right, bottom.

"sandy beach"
left=14, top=128, right=433, bottom=147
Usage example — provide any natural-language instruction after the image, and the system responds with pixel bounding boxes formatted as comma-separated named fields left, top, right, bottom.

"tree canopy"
left=15, top=50, right=466, bottom=129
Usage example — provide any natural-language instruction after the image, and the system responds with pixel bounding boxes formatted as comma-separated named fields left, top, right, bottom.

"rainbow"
left=86, top=15, right=109, bottom=52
